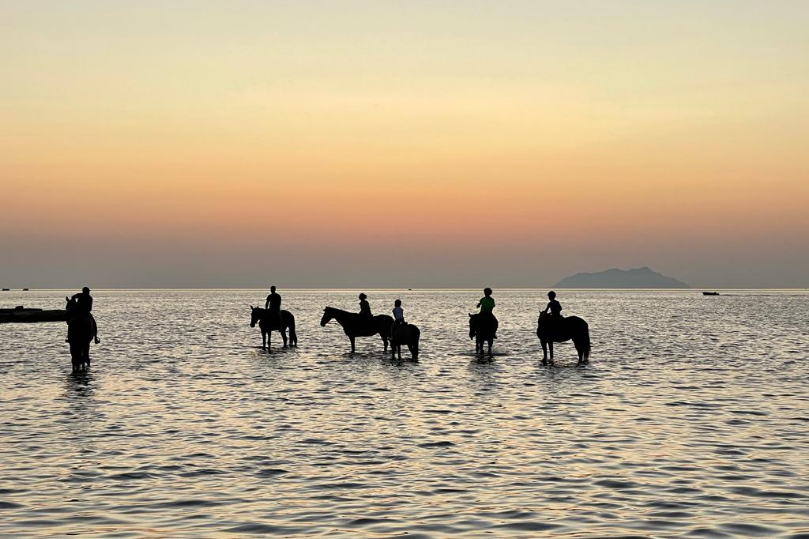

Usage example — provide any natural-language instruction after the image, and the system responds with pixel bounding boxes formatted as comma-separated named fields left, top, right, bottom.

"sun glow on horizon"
left=2, top=1, right=808, bottom=288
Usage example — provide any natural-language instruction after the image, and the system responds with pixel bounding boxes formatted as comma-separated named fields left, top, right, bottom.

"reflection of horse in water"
left=320, top=307, right=393, bottom=353
left=65, top=297, right=93, bottom=371
left=391, top=323, right=420, bottom=360
left=536, top=312, right=591, bottom=365
left=250, top=307, right=297, bottom=350
left=469, top=313, right=498, bottom=357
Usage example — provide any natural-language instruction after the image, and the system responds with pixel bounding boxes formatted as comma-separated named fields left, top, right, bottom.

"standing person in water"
left=67, top=287, right=100, bottom=344
left=542, top=291, right=563, bottom=320
left=265, top=286, right=282, bottom=325
left=358, top=293, right=372, bottom=319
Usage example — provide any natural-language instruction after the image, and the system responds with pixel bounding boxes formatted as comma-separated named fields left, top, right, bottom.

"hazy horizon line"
left=3, top=287, right=807, bottom=292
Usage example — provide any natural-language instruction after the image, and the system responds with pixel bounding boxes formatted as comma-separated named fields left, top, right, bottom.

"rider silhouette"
left=358, top=293, right=372, bottom=319
left=477, top=287, right=495, bottom=314
left=67, top=287, right=100, bottom=344
left=392, top=299, right=405, bottom=324
left=542, top=291, right=563, bottom=320
left=265, top=286, right=282, bottom=325
left=391, top=299, right=405, bottom=337
left=477, top=287, right=498, bottom=339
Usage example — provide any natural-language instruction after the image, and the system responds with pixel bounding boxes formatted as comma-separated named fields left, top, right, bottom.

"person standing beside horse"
left=265, top=286, right=282, bottom=326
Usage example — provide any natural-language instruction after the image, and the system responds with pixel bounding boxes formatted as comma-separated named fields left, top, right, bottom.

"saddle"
left=267, top=310, right=282, bottom=327
left=539, top=313, right=567, bottom=339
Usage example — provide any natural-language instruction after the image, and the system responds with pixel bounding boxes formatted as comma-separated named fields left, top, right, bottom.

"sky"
left=1, top=0, right=807, bottom=288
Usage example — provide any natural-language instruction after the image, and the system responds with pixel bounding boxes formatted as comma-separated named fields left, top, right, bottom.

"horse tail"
left=581, top=321, right=591, bottom=361
left=412, top=326, right=420, bottom=359
left=287, top=313, right=297, bottom=345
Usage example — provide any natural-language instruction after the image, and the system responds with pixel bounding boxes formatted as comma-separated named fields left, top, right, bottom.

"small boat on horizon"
left=702, top=291, right=720, bottom=296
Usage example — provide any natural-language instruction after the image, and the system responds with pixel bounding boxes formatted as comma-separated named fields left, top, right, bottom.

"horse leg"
left=83, top=342, right=91, bottom=368
left=541, top=340, right=548, bottom=365
left=350, top=336, right=356, bottom=354
left=262, top=330, right=267, bottom=351
left=281, top=328, right=288, bottom=348
left=382, top=334, right=389, bottom=352
left=548, top=341, right=554, bottom=362
left=69, top=343, right=79, bottom=372
left=487, top=338, right=493, bottom=358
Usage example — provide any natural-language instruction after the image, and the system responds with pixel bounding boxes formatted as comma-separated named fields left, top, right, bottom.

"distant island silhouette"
left=553, top=267, right=689, bottom=288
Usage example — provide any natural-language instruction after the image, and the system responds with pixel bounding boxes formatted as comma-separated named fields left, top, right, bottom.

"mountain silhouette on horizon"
left=553, top=267, right=690, bottom=288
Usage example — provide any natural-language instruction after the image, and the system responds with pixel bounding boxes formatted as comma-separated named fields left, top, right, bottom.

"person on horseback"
left=477, top=287, right=495, bottom=314
left=358, top=293, right=372, bottom=319
left=476, top=287, right=498, bottom=338
left=392, top=299, right=405, bottom=324
left=391, top=299, right=405, bottom=337
left=542, top=291, right=563, bottom=320
left=67, top=287, right=100, bottom=344
left=265, top=286, right=282, bottom=325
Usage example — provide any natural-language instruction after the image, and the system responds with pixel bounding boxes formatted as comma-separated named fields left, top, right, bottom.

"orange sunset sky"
left=2, top=1, right=807, bottom=288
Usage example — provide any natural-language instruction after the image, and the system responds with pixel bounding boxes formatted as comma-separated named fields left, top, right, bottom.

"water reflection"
left=0, top=289, right=807, bottom=538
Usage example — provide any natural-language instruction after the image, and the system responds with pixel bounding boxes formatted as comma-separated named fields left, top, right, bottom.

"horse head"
left=468, top=313, right=476, bottom=339
left=65, top=296, right=77, bottom=321
left=320, top=307, right=335, bottom=327
left=250, top=306, right=260, bottom=327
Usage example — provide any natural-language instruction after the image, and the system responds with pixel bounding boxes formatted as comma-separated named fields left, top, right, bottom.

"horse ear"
left=250, top=305, right=254, bottom=309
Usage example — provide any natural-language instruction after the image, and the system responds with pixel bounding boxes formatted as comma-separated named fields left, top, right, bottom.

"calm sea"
left=1, top=289, right=807, bottom=538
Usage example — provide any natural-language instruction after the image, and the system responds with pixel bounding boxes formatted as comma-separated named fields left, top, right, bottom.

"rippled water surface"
left=1, top=289, right=808, bottom=538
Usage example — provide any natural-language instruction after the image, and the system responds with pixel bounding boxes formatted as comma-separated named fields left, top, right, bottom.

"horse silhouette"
left=250, top=306, right=298, bottom=350
left=391, top=323, right=420, bottom=360
left=65, top=297, right=93, bottom=371
left=469, top=313, right=498, bottom=357
left=536, top=312, right=591, bottom=365
left=320, top=307, right=393, bottom=354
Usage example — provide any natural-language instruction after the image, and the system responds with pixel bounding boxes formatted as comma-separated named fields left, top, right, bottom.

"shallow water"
left=1, top=289, right=808, bottom=538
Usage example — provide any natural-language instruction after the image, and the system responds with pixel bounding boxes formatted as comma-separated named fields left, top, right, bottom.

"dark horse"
left=391, top=323, right=420, bottom=361
left=469, top=313, right=498, bottom=357
left=320, top=307, right=393, bottom=354
left=65, top=297, right=93, bottom=371
left=250, top=307, right=298, bottom=350
left=536, top=312, right=591, bottom=365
